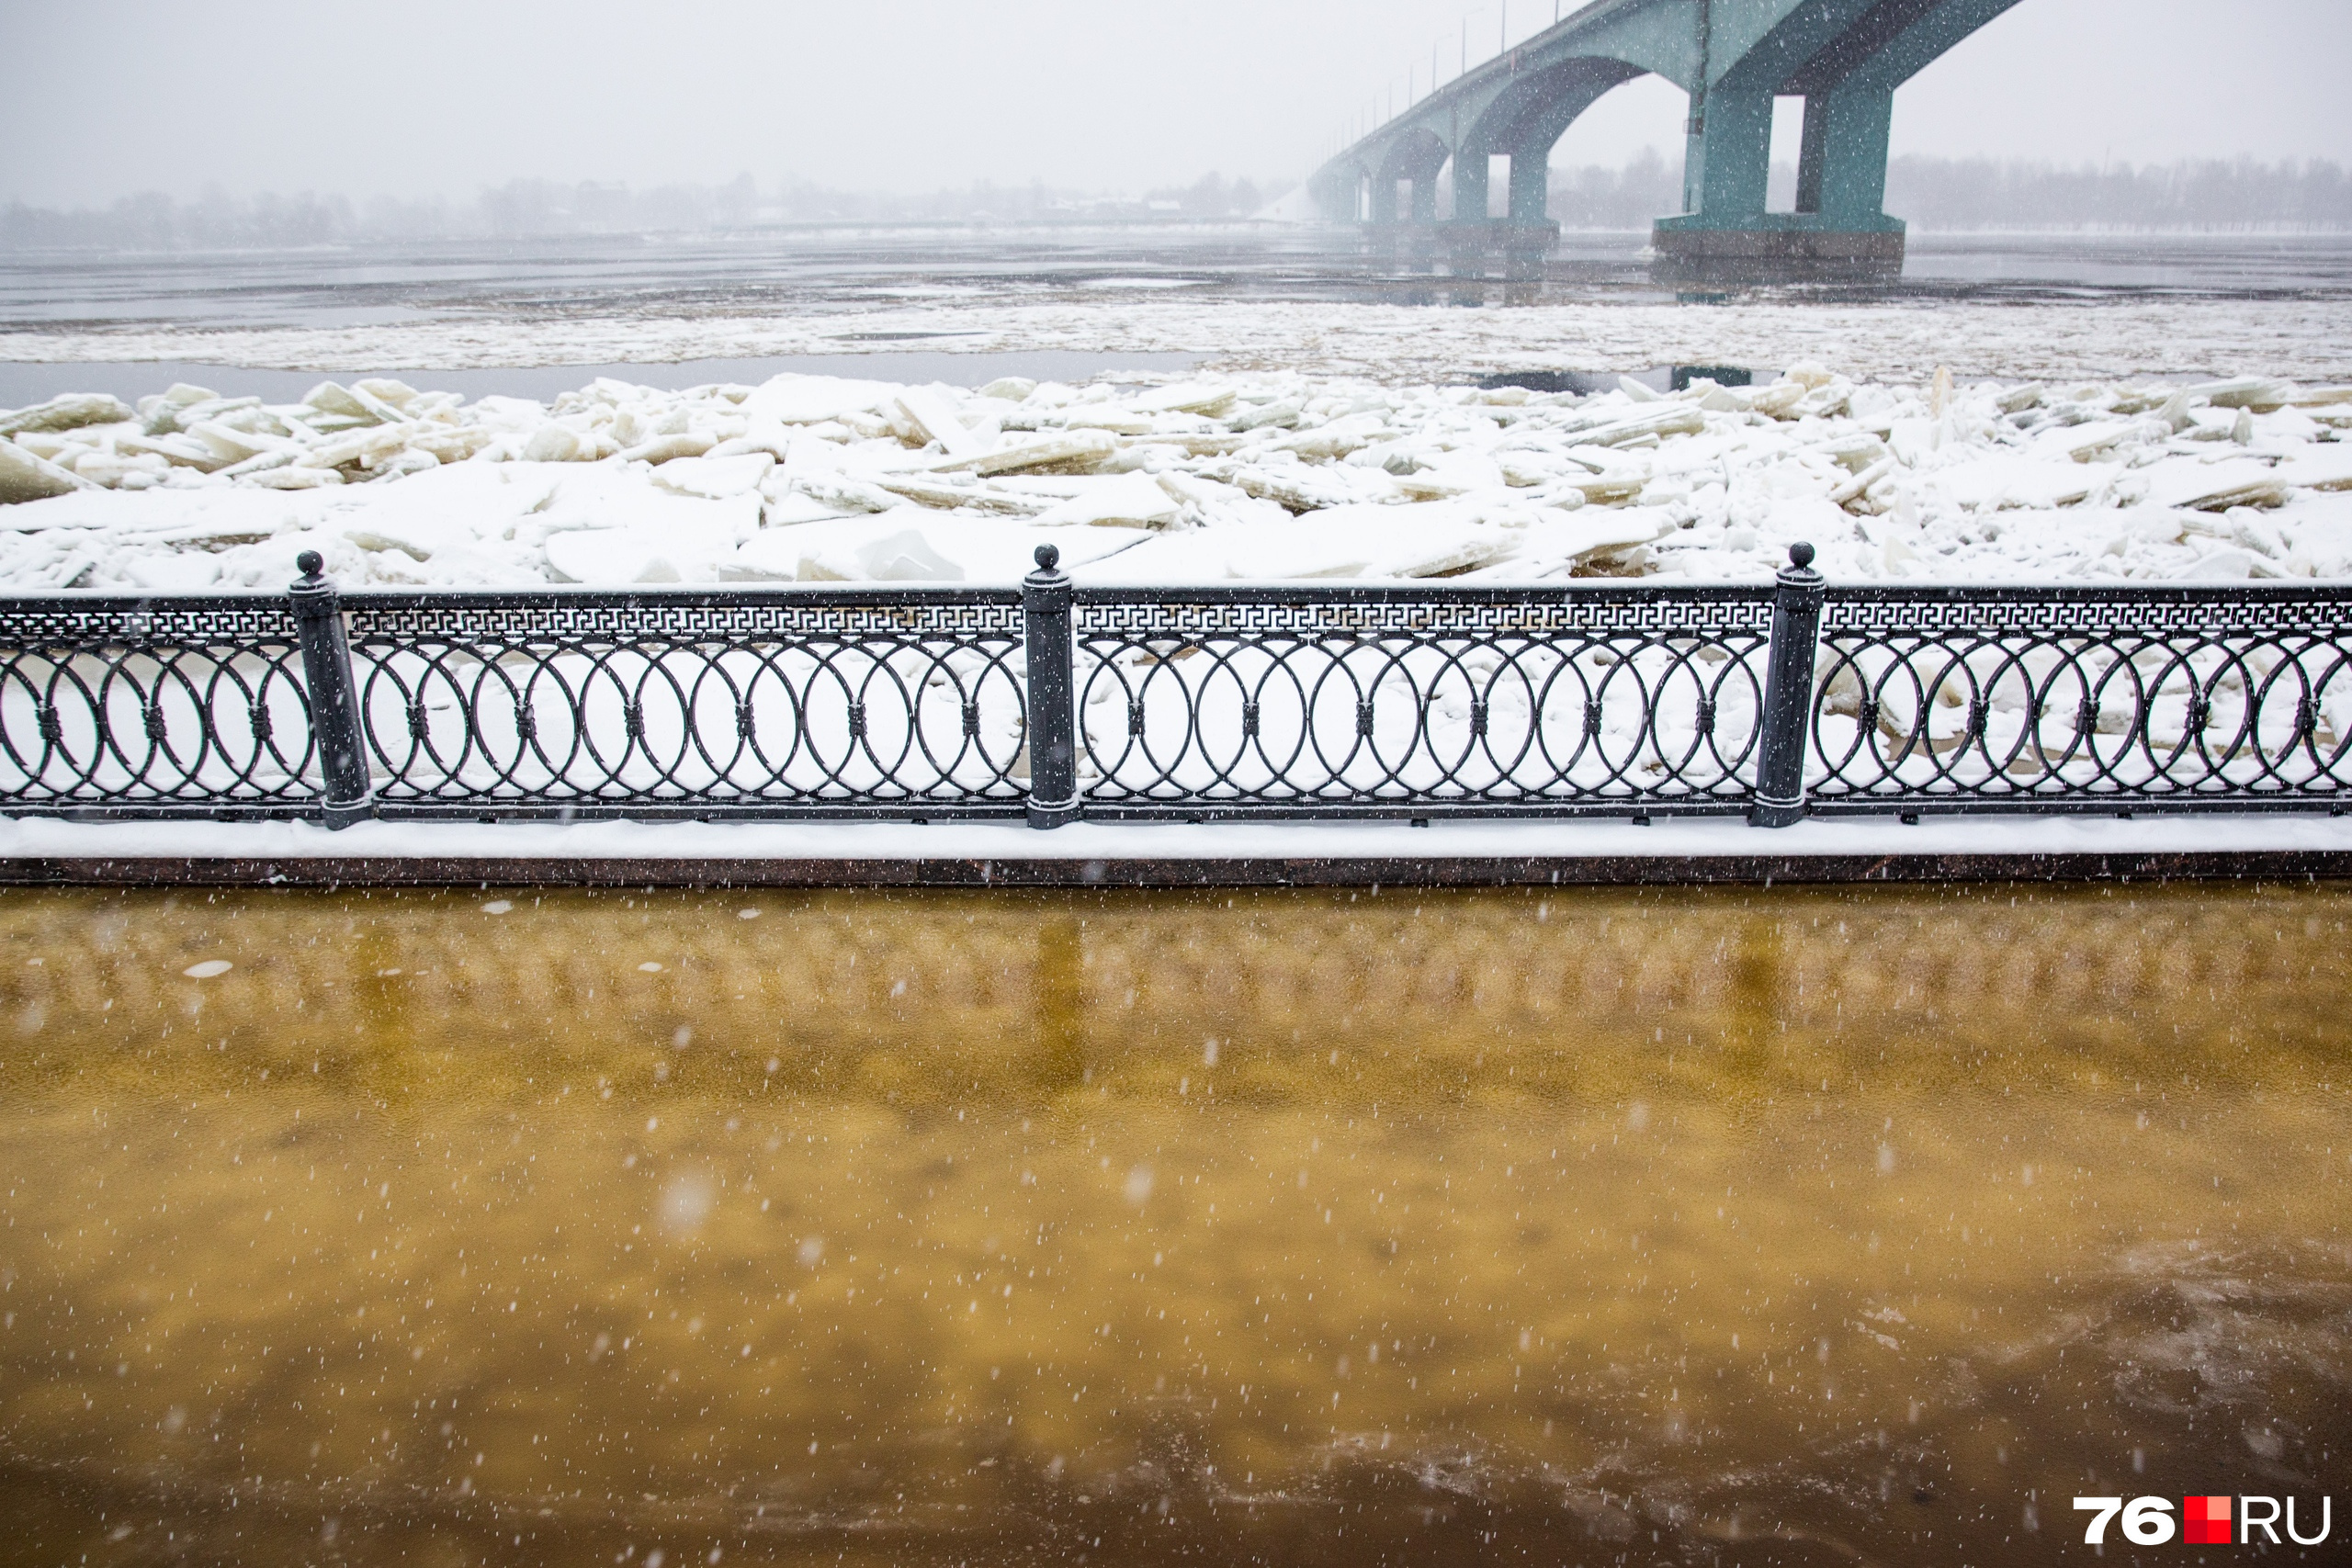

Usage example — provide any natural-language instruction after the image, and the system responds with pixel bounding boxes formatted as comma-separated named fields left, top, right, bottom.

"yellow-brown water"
left=1, top=883, right=2347, bottom=1567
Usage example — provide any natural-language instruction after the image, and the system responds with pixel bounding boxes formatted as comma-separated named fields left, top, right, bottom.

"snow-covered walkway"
left=2, top=810, right=2345, bottom=886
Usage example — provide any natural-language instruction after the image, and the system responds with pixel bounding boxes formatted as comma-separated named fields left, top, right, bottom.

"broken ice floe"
left=3, top=365, right=2351, bottom=592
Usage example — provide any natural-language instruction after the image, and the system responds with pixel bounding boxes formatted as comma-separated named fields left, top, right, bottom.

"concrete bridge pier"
left=1652, top=84, right=1903, bottom=282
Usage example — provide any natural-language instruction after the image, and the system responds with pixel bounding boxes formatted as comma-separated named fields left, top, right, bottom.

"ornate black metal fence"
left=0, top=546, right=2344, bottom=827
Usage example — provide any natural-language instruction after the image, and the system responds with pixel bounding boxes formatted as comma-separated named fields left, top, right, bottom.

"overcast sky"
left=5, top=0, right=2346, bottom=206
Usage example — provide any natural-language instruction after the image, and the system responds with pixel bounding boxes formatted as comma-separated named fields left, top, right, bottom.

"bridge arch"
left=1455, top=56, right=1653, bottom=225
left=1374, top=128, right=1453, bottom=226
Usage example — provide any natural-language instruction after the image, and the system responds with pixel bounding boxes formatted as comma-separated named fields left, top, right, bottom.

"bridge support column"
left=1507, top=147, right=1551, bottom=225
left=1653, top=85, right=1902, bottom=283
left=1451, top=151, right=1489, bottom=223
left=1679, top=88, right=1774, bottom=225
left=1796, top=85, right=1894, bottom=224
left=1410, top=174, right=1440, bottom=226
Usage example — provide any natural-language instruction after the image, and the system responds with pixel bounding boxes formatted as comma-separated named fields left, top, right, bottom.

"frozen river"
left=4, top=227, right=2350, bottom=405
left=2, top=882, right=2346, bottom=1565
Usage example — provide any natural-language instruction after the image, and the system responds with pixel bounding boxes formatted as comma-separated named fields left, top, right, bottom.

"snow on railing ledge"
left=0, top=546, right=2345, bottom=829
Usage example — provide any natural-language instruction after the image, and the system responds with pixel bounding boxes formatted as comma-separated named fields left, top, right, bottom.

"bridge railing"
left=0, top=547, right=2344, bottom=825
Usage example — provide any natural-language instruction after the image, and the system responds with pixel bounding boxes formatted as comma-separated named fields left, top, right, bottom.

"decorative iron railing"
left=1807, top=583, right=2352, bottom=814
left=1070, top=584, right=1776, bottom=817
left=342, top=588, right=1030, bottom=818
left=0, top=547, right=2344, bottom=827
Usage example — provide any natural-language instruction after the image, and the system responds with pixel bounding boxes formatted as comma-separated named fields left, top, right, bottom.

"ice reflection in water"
left=0, top=883, right=2346, bottom=1565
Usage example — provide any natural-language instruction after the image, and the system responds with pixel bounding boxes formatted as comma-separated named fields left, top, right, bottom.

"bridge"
left=1307, top=0, right=2026, bottom=277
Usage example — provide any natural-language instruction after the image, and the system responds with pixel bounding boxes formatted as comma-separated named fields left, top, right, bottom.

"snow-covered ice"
left=3, top=355, right=2350, bottom=592
left=10, top=296, right=2350, bottom=385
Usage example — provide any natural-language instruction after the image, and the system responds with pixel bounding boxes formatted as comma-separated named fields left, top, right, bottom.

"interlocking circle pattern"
left=339, top=592, right=1028, bottom=815
left=0, top=600, right=316, bottom=813
left=1809, top=589, right=2352, bottom=809
left=1073, top=589, right=1774, bottom=815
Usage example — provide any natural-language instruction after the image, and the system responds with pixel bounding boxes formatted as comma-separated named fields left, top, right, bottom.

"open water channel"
left=1, top=881, right=2346, bottom=1565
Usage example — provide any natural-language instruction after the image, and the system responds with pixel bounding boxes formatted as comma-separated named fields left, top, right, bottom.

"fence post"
left=1023, top=544, right=1081, bottom=829
left=1749, top=541, right=1825, bottom=829
left=288, top=551, right=375, bottom=829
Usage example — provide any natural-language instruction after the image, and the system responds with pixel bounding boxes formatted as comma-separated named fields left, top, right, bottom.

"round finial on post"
left=296, top=550, right=325, bottom=580
left=1033, top=543, right=1061, bottom=572
left=1788, top=541, right=1816, bottom=570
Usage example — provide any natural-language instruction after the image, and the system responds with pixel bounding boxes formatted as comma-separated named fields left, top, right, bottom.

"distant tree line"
left=0, top=172, right=1284, bottom=252
left=4, top=157, right=2345, bottom=250
left=1881, top=155, right=2352, bottom=231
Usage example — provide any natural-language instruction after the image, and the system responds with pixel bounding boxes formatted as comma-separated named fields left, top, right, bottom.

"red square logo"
left=2185, top=1495, right=2232, bottom=1545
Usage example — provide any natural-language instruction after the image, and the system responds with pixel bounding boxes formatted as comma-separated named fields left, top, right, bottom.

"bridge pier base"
left=1650, top=220, right=1904, bottom=283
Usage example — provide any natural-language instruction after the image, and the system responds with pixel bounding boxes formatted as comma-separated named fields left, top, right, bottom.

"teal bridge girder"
left=1309, top=0, right=2027, bottom=273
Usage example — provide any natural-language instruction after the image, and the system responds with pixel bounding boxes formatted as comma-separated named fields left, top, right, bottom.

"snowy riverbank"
left=2, top=350, right=2349, bottom=592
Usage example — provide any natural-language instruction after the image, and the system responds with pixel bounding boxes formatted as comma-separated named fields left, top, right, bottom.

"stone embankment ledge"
left=0, top=814, right=2345, bottom=888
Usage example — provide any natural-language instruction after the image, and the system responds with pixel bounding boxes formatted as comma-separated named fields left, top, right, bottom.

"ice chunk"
left=1269, top=414, right=1386, bottom=459
left=2143, top=457, right=2291, bottom=513
left=522, top=425, right=594, bottom=464
left=872, top=473, right=1049, bottom=514
left=742, top=375, right=897, bottom=426
left=400, top=427, right=485, bottom=465
left=892, top=386, right=985, bottom=459
left=244, top=468, right=344, bottom=491
left=950, top=429, right=1119, bottom=477
left=978, top=377, right=1037, bottom=401
left=1029, top=472, right=1182, bottom=529
left=0, top=393, right=136, bottom=438
left=1395, top=451, right=1506, bottom=500
left=1057, top=406, right=1153, bottom=436
left=1228, top=461, right=1397, bottom=513
left=2273, top=449, right=2352, bottom=492
left=0, top=441, right=97, bottom=503
left=617, top=432, right=715, bottom=466
left=185, top=419, right=288, bottom=465
left=2192, top=378, right=2295, bottom=412
left=544, top=497, right=757, bottom=583
left=1228, top=400, right=1301, bottom=432
left=334, top=462, right=560, bottom=558
left=790, top=525, right=963, bottom=582
left=143, top=383, right=218, bottom=418
left=1564, top=404, right=1707, bottom=446
left=1510, top=508, right=1679, bottom=572
left=650, top=453, right=775, bottom=500
left=786, top=469, right=901, bottom=514
left=1936, top=454, right=2104, bottom=512
left=352, top=378, right=422, bottom=411
left=2177, top=547, right=2256, bottom=579
left=1134, top=383, right=1238, bottom=417
left=123, top=553, right=223, bottom=592
left=761, top=490, right=862, bottom=527
left=302, top=382, right=376, bottom=422
left=72, top=450, right=172, bottom=489
left=741, top=513, right=1148, bottom=583
left=1078, top=500, right=1515, bottom=581
left=530, top=466, right=753, bottom=537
